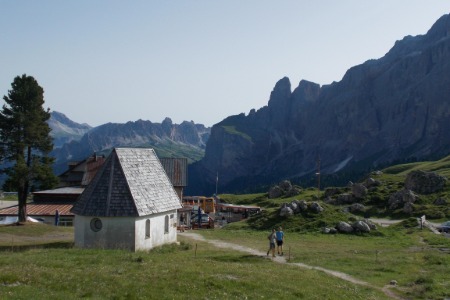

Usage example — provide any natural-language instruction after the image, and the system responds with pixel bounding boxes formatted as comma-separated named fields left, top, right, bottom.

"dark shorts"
left=270, top=242, right=276, bottom=249
left=276, top=240, right=283, bottom=246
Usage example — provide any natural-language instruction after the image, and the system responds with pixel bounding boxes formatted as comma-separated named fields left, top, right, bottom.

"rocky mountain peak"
left=268, top=77, right=292, bottom=107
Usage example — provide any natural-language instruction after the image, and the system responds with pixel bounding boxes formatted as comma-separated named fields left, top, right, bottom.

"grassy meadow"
left=0, top=221, right=449, bottom=299
left=0, top=224, right=390, bottom=300
left=1, top=155, right=450, bottom=299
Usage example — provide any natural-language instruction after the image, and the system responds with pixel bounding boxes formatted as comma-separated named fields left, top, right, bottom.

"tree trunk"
left=17, top=189, right=27, bottom=222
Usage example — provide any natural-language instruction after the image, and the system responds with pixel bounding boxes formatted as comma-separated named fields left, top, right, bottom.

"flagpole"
left=215, top=171, right=218, bottom=196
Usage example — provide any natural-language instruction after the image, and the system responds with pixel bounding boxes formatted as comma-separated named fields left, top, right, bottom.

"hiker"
left=276, top=226, right=284, bottom=255
left=179, top=213, right=185, bottom=232
left=267, top=228, right=276, bottom=257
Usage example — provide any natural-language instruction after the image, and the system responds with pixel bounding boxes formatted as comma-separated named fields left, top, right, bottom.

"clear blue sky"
left=1, top=1, right=449, bottom=127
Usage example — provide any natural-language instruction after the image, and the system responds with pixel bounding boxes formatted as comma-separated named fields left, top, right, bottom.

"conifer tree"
left=0, top=74, right=58, bottom=222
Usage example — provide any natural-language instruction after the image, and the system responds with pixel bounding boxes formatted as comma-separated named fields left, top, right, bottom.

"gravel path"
left=180, top=232, right=404, bottom=300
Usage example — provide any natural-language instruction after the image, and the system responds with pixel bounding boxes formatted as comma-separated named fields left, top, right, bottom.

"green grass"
left=0, top=224, right=389, bottom=300
left=198, top=225, right=450, bottom=300
left=222, top=125, right=252, bottom=142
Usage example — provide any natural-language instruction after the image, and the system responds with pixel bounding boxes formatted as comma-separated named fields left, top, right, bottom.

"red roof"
left=0, top=203, right=74, bottom=216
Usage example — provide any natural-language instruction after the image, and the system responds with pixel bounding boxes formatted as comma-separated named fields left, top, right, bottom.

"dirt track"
left=180, top=232, right=403, bottom=300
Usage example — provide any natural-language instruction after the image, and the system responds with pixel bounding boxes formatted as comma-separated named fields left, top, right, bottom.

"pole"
left=216, top=171, right=218, bottom=196
left=316, top=156, right=321, bottom=198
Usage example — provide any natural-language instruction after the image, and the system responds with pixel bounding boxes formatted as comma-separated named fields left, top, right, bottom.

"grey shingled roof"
left=159, top=158, right=188, bottom=187
left=71, top=148, right=181, bottom=217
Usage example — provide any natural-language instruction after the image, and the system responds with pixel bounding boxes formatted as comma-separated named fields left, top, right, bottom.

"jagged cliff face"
left=50, top=117, right=210, bottom=175
left=188, top=14, right=450, bottom=195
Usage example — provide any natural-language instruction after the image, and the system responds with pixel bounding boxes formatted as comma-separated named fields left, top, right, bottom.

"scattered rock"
left=363, top=219, right=377, bottom=230
left=309, top=202, right=323, bottom=213
left=389, top=280, right=398, bottom=286
left=336, top=221, right=354, bottom=233
left=388, top=189, right=418, bottom=210
left=364, top=177, right=381, bottom=188
left=337, top=193, right=355, bottom=204
left=352, top=183, right=368, bottom=199
left=268, top=185, right=283, bottom=199
left=352, top=220, right=371, bottom=233
left=404, top=170, right=446, bottom=194
left=279, top=206, right=293, bottom=217
left=348, top=203, right=365, bottom=213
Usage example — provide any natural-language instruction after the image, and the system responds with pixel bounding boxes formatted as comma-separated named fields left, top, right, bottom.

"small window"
left=90, top=218, right=102, bottom=232
left=145, top=219, right=150, bottom=239
left=164, top=215, right=169, bottom=234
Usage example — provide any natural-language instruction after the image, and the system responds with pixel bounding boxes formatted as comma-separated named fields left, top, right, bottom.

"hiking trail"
left=180, top=232, right=403, bottom=300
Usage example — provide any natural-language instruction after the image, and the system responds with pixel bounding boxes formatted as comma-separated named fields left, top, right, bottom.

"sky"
left=1, top=1, right=450, bottom=128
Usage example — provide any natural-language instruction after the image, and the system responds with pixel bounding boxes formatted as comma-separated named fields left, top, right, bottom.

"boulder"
left=336, top=221, right=354, bottom=233
left=268, top=185, right=283, bottom=198
left=403, top=202, right=414, bottom=214
left=298, top=200, right=308, bottom=211
left=363, top=219, right=377, bottom=230
left=289, top=201, right=299, bottom=213
left=279, top=180, right=292, bottom=192
left=352, top=220, right=371, bottom=233
left=286, top=186, right=302, bottom=197
left=352, top=183, right=368, bottom=199
left=309, top=202, right=324, bottom=213
left=324, top=187, right=340, bottom=197
left=404, top=170, right=446, bottom=194
left=349, top=203, right=365, bottom=213
left=388, top=189, right=418, bottom=210
left=337, top=193, right=355, bottom=204
left=279, top=206, right=294, bottom=217
left=365, top=177, right=381, bottom=188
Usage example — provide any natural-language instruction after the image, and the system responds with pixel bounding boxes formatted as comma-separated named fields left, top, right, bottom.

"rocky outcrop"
left=188, top=14, right=450, bottom=195
left=388, top=189, right=418, bottom=210
left=404, top=170, right=447, bottom=194
left=268, top=180, right=302, bottom=198
left=279, top=200, right=323, bottom=216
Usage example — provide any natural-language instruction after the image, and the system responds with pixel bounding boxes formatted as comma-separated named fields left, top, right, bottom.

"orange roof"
left=0, top=203, right=74, bottom=216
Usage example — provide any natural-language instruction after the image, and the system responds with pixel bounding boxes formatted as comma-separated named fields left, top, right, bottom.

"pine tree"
left=0, top=74, right=58, bottom=222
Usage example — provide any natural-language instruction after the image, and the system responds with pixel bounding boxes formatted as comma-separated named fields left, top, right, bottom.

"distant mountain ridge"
left=49, top=115, right=210, bottom=176
left=48, top=112, right=92, bottom=148
left=187, top=13, right=450, bottom=195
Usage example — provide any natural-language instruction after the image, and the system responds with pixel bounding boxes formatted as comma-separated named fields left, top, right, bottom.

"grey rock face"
left=349, top=203, right=366, bottom=213
left=280, top=206, right=294, bottom=217
left=336, top=221, right=354, bottom=233
left=269, top=186, right=283, bottom=199
left=187, top=14, right=450, bottom=195
left=352, top=183, right=368, bottom=199
left=404, top=170, right=447, bottom=194
left=337, top=194, right=355, bottom=204
left=310, top=202, right=324, bottom=213
left=388, top=189, right=418, bottom=210
left=353, top=221, right=371, bottom=233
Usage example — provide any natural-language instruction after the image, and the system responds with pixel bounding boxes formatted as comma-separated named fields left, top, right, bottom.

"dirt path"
left=180, top=232, right=403, bottom=300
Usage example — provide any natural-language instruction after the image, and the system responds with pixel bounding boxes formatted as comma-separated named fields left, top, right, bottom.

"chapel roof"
left=71, top=148, right=181, bottom=217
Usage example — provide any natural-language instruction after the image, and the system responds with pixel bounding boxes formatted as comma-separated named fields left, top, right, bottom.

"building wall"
left=74, top=216, right=136, bottom=250
left=74, top=210, right=178, bottom=251
left=134, top=209, right=178, bottom=251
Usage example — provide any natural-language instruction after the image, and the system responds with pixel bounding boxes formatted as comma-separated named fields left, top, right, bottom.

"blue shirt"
left=276, top=231, right=284, bottom=241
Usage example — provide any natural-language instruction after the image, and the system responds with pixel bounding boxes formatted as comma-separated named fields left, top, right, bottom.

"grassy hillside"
left=0, top=223, right=390, bottom=300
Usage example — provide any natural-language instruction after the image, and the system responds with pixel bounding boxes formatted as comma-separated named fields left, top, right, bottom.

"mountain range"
left=48, top=14, right=450, bottom=196
left=49, top=113, right=210, bottom=175
left=186, top=13, right=450, bottom=195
